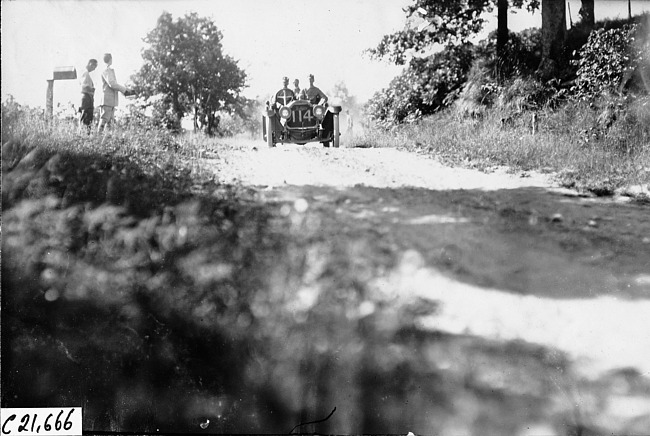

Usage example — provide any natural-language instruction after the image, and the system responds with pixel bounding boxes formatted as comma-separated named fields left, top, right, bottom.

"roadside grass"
left=351, top=96, right=650, bottom=196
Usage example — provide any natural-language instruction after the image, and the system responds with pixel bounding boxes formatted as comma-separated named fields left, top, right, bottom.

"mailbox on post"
left=46, top=66, right=78, bottom=120
left=53, top=66, right=77, bottom=80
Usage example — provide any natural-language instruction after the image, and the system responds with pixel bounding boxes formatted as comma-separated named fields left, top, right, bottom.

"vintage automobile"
left=262, top=89, right=342, bottom=148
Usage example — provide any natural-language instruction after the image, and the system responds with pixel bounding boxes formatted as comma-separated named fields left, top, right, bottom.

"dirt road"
left=203, top=140, right=650, bottom=433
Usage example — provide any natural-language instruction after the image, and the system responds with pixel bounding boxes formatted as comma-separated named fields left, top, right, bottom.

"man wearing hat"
left=293, top=78, right=301, bottom=96
left=78, top=58, right=98, bottom=134
left=97, top=53, right=131, bottom=133
left=273, top=76, right=295, bottom=107
left=300, top=74, right=328, bottom=105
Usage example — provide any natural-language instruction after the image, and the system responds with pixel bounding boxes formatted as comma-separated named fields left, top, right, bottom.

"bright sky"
left=2, top=0, right=649, bottom=110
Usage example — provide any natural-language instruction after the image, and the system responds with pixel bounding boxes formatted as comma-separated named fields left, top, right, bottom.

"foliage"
left=476, top=28, right=543, bottom=80
left=126, top=94, right=182, bottom=131
left=366, top=17, right=547, bottom=127
left=498, top=76, right=564, bottom=111
left=571, top=23, right=646, bottom=100
left=368, top=0, right=539, bottom=65
left=132, top=12, right=247, bottom=135
left=355, top=94, right=650, bottom=196
left=1, top=96, right=44, bottom=144
left=453, top=28, right=546, bottom=118
left=366, top=43, right=475, bottom=126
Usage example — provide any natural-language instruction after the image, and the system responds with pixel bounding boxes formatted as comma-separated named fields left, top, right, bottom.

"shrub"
left=571, top=23, right=645, bottom=100
left=366, top=43, right=474, bottom=127
left=367, top=27, right=546, bottom=128
left=125, top=94, right=182, bottom=132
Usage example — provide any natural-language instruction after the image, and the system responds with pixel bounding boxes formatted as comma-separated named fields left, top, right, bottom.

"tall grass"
left=351, top=96, right=650, bottom=196
left=1, top=101, right=233, bottom=214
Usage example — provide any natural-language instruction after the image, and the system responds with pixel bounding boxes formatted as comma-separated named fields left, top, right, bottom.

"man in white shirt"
left=97, top=53, right=130, bottom=133
left=78, top=58, right=97, bottom=134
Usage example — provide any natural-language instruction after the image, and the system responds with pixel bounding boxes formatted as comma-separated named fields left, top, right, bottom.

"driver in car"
left=300, top=74, right=328, bottom=105
left=273, top=76, right=295, bottom=107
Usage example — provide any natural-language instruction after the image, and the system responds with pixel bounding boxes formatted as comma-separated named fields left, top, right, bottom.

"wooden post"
left=532, top=112, right=538, bottom=135
left=45, top=67, right=77, bottom=121
left=46, top=79, right=54, bottom=120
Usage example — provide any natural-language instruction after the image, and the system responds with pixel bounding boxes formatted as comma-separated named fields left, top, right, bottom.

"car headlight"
left=280, top=106, right=291, bottom=119
left=313, top=105, right=325, bottom=119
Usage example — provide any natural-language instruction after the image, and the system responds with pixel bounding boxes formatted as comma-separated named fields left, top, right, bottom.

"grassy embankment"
left=351, top=96, right=650, bottom=197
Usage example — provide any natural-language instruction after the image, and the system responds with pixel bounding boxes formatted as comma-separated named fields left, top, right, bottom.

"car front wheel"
left=266, top=116, right=274, bottom=148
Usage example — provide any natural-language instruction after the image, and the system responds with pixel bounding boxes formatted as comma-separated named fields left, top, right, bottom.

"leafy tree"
left=368, top=0, right=539, bottom=65
left=365, top=0, right=544, bottom=126
left=132, top=12, right=247, bottom=135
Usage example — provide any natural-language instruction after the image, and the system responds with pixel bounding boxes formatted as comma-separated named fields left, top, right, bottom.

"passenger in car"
left=293, top=78, right=301, bottom=96
left=300, top=74, right=328, bottom=105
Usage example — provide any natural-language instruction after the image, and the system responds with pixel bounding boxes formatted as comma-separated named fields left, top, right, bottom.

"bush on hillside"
left=366, top=27, right=547, bottom=127
left=571, top=22, right=648, bottom=100
left=366, top=14, right=650, bottom=127
left=366, top=43, right=474, bottom=127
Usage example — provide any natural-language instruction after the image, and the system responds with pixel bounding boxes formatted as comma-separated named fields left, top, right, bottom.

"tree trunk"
left=629, top=0, right=632, bottom=20
left=579, top=0, right=595, bottom=30
left=497, top=0, right=509, bottom=59
left=537, top=0, right=567, bottom=80
left=171, top=93, right=184, bottom=132
left=206, top=111, right=220, bottom=136
left=193, top=106, right=199, bottom=132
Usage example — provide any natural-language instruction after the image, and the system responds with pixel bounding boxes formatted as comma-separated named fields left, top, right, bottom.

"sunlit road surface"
left=211, top=142, right=554, bottom=190
left=209, top=142, right=650, bottom=374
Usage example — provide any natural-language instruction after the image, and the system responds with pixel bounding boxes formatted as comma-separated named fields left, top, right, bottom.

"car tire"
left=322, top=141, right=330, bottom=148
left=333, top=114, right=340, bottom=148
left=266, top=116, right=274, bottom=148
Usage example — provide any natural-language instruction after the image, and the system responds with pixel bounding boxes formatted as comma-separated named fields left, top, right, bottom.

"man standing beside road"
left=97, top=53, right=130, bottom=133
left=78, top=58, right=97, bottom=134
left=346, top=109, right=354, bottom=137
left=300, top=74, right=328, bottom=105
